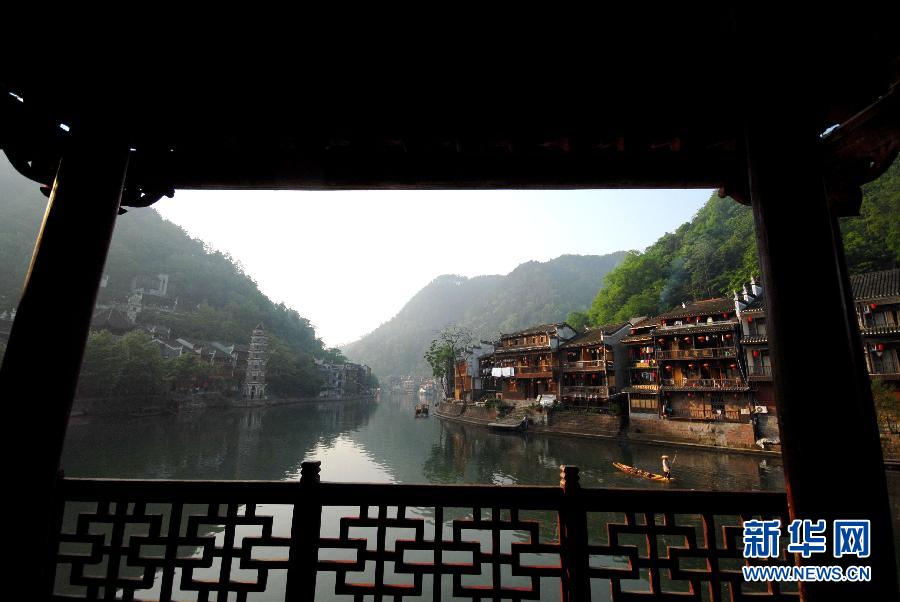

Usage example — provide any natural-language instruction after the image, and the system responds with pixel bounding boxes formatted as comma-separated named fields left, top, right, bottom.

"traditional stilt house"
left=655, top=298, right=751, bottom=422
left=558, top=322, right=630, bottom=406
left=853, top=268, right=900, bottom=389
left=493, top=323, right=576, bottom=401
left=736, top=279, right=774, bottom=416
left=621, top=317, right=662, bottom=415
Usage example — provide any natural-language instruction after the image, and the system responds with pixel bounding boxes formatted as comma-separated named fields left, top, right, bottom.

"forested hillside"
left=0, top=157, right=330, bottom=395
left=343, top=253, right=626, bottom=377
left=583, top=159, right=900, bottom=326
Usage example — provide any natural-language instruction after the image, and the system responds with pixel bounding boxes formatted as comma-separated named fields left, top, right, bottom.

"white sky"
left=154, top=189, right=713, bottom=347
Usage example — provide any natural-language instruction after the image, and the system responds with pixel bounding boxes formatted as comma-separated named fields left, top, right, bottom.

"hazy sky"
left=155, top=189, right=713, bottom=347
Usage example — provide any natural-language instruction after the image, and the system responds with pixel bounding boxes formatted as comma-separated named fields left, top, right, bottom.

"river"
left=59, top=394, right=899, bottom=600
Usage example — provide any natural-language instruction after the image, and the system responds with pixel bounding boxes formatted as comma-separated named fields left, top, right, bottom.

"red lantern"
left=665, top=365, right=672, bottom=371
left=722, top=312, right=728, bottom=318
left=684, top=336, right=690, bottom=342
left=688, top=363, right=695, bottom=369
left=703, top=363, right=710, bottom=368
left=870, top=303, right=877, bottom=310
left=730, top=363, right=737, bottom=368
left=698, top=336, right=705, bottom=342
left=876, top=343, right=885, bottom=352
left=661, top=320, right=667, bottom=326
left=753, top=350, right=759, bottom=357
left=748, top=316, right=753, bottom=322
left=658, top=338, right=665, bottom=344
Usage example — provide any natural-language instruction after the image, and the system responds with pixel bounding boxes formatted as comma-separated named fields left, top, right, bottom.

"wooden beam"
left=1, top=130, right=128, bottom=589
left=745, top=91, right=898, bottom=601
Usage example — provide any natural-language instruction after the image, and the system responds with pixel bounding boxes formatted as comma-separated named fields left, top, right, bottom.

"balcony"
left=656, top=347, right=737, bottom=360
left=871, top=371, right=900, bottom=381
left=670, top=407, right=749, bottom=423
left=660, top=378, right=747, bottom=391
left=515, top=363, right=557, bottom=378
left=626, top=383, right=660, bottom=392
left=561, top=385, right=609, bottom=398
left=748, top=365, right=773, bottom=380
left=49, top=463, right=791, bottom=601
left=631, top=359, right=657, bottom=369
left=562, top=359, right=607, bottom=372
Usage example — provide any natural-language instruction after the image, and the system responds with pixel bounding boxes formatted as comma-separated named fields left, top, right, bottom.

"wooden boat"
left=489, top=417, right=528, bottom=432
left=612, top=462, right=673, bottom=482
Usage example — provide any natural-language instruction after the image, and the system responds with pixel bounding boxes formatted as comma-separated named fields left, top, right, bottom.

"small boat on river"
left=489, top=417, right=528, bottom=432
left=415, top=403, right=429, bottom=417
left=612, top=462, right=673, bottom=482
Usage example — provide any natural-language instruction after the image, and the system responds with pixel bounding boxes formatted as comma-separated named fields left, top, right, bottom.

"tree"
left=77, top=330, right=124, bottom=399
left=112, top=330, right=166, bottom=400
left=424, top=326, right=473, bottom=398
left=266, top=336, right=323, bottom=398
left=566, top=311, right=589, bottom=332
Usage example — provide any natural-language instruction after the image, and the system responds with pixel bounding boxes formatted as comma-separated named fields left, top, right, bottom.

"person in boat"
left=661, top=455, right=672, bottom=479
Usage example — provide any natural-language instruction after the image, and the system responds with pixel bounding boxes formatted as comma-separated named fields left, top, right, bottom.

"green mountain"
left=586, top=159, right=900, bottom=326
left=0, top=157, right=328, bottom=382
left=343, top=252, right=627, bottom=377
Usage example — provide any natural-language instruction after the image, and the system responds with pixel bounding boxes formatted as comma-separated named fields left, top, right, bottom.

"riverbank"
left=70, top=393, right=376, bottom=420
left=435, top=401, right=782, bottom=457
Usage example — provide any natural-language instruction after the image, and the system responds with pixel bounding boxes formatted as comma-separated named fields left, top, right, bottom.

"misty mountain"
left=343, top=253, right=626, bottom=377
left=0, top=157, right=327, bottom=364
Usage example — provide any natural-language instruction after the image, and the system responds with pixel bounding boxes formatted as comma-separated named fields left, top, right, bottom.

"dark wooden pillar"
left=745, top=109, right=898, bottom=598
left=1, top=131, right=128, bottom=588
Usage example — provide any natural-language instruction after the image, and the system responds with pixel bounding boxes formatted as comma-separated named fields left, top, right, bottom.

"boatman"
left=661, top=455, right=672, bottom=479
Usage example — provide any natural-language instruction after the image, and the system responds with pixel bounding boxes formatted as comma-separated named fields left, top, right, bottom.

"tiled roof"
left=655, top=321, right=738, bottom=335
left=500, top=322, right=572, bottom=338
left=621, top=333, right=654, bottom=344
left=596, top=321, right=631, bottom=335
left=561, top=329, right=606, bottom=348
left=494, top=344, right=552, bottom=355
left=631, top=317, right=660, bottom=329
left=742, top=296, right=766, bottom=314
left=657, top=297, right=735, bottom=321
left=851, top=268, right=900, bottom=301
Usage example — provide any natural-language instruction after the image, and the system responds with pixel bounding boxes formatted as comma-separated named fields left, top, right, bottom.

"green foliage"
left=1, top=157, right=345, bottom=396
left=841, top=159, right=900, bottom=272
left=77, top=330, right=165, bottom=402
left=266, top=337, right=323, bottom=398
left=588, top=160, right=899, bottom=325
left=424, top=326, right=473, bottom=396
left=566, top=311, right=589, bottom=332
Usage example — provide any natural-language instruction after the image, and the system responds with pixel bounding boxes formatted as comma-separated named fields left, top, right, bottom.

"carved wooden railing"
left=50, top=463, right=796, bottom=601
left=657, top=347, right=737, bottom=360
left=561, top=385, right=610, bottom=398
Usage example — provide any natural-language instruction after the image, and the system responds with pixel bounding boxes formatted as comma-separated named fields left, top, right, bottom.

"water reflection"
left=61, top=394, right=900, bottom=600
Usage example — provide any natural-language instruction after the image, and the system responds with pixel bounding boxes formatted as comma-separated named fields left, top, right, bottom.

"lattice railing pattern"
left=50, top=464, right=796, bottom=601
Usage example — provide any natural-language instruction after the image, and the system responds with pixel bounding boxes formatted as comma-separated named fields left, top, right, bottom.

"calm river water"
left=60, top=394, right=899, bottom=600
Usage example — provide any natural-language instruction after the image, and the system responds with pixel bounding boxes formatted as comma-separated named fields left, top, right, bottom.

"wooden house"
left=853, top=268, right=900, bottom=389
left=492, top=323, right=576, bottom=401
left=558, top=322, right=629, bottom=406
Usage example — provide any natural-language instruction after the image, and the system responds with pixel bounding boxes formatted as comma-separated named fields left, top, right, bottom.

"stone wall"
left=628, top=414, right=757, bottom=449
left=547, top=410, right=625, bottom=435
